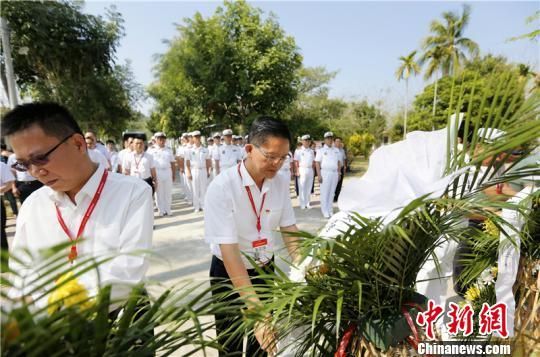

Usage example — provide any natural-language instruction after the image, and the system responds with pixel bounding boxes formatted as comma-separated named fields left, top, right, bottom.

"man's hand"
left=187, top=173, right=192, bottom=180
left=254, top=318, right=277, bottom=356
left=318, top=176, right=323, bottom=184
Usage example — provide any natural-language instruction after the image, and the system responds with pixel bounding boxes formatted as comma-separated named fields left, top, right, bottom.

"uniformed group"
left=88, top=129, right=347, bottom=219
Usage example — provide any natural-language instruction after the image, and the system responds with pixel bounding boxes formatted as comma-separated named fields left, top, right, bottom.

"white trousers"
left=183, top=171, right=192, bottom=203
left=155, top=172, right=173, bottom=215
left=191, top=168, right=208, bottom=210
left=298, top=167, right=314, bottom=208
left=320, top=169, right=338, bottom=217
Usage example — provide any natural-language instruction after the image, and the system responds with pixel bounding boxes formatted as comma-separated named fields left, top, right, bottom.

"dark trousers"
left=143, top=177, right=155, bottom=195
left=3, top=191, right=18, bottom=215
left=294, top=175, right=299, bottom=197
left=210, top=255, right=273, bottom=357
left=1, top=198, right=8, bottom=268
left=16, top=180, right=43, bottom=203
left=334, top=167, right=344, bottom=202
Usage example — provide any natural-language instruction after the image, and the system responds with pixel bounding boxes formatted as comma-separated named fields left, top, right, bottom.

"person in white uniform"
left=209, top=133, right=221, bottom=179
left=123, top=138, right=158, bottom=194
left=215, top=129, right=242, bottom=174
left=84, top=132, right=110, bottom=170
left=117, top=136, right=133, bottom=173
left=315, top=131, right=342, bottom=218
left=294, top=134, right=315, bottom=209
left=204, top=115, right=299, bottom=356
left=2, top=102, right=152, bottom=312
left=186, top=131, right=211, bottom=212
left=152, top=132, right=176, bottom=216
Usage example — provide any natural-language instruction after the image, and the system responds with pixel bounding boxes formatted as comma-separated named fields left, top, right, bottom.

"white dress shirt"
left=124, top=151, right=155, bottom=179
left=88, top=148, right=110, bottom=169
left=1, top=161, right=15, bottom=186
left=204, top=161, right=296, bottom=266
left=9, top=167, right=153, bottom=308
left=215, top=143, right=242, bottom=170
left=152, top=147, right=175, bottom=176
left=315, top=145, right=342, bottom=171
left=187, top=146, right=210, bottom=169
left=294, top=147, right=315, bottom=168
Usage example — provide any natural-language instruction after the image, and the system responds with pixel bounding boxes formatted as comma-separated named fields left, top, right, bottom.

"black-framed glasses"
left=11, top=134, right=74, bottom=172
left=253, top=145, right=290, bottom=164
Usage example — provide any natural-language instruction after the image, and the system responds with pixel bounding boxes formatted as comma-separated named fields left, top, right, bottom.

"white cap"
left=181, top=132, right=188, bottom=138
left=324, top=131, right=334, bottom=138
left=213, top=132, right=221, bottom=138
left=222, top=129, right=233, bottom=136
left=154, top=131, right=166, bottom=138
left=301, top=134, right=311, bottom=140
left=477, top=128, right=505, bottom=143
left=244, top=135, right=249, bottom=140
left=191, top=130, right=201, bottom=136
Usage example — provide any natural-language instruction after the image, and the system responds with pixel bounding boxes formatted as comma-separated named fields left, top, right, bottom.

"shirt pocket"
left=263, top=207, right=283, bottom=231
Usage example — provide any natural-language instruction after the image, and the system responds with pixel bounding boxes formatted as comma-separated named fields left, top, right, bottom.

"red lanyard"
left=55, top=169, right=108, bottom=262
left=237, top=163, right=266, bottom=235
left=134, top=152, right=145, bottom=170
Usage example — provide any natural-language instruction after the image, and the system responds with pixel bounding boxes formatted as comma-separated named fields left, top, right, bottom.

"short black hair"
left=1, top=102, right=82, bottom=140
left=106, top=139, right=116, bottom=145
left=248, top=116, right=291, bottom=147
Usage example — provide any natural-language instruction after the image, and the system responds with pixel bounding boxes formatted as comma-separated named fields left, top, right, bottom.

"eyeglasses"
left=11, top=134, right=73, bottom=172
left=254, top=145, right=290, bottom=164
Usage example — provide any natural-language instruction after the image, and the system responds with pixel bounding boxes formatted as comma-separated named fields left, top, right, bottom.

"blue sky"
left=83, top=1, right=539, bottom=116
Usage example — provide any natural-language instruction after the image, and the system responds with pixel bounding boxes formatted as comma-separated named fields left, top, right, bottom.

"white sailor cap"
left=191, top=130, right=201, bottom=136
left=213, top=132, right=221, bottom=138
left=244, top=135, right=249, bottom=140
left=154, top=131, right=166, bottom=138
left=223, top=129, right=233, bottom=136
left=301, top=134, right=311, bottom=140
left=324, top=131, right=334, bottom=138
left=477, top=128, right=505, bottom=144
left=181, top=132, right=188, bottom=138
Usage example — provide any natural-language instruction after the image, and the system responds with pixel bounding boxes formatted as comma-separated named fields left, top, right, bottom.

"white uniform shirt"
left=294, top=147, right=315, bottom=168
left=204, top=161, right=296, bottom=266
left=187, top=146, right=210, bottom=169
left=9, top=168, right=153, bottom=307
left=152, top=147, right=175, bottom=176
left=109, top=151, right=119, bottom=172
left=88, top=148, right=110, bottom=169
left=1, top=161, right=15, bottom=186
left=7, top=153, right=37, bottom=181
left=124, top=151, right=155, bottom=179
left=315, top=145, right=342, bottom=171
left=216, top=143, right=242, bottom=169
left=117, top=148, right=131, bottom=169
left=209, top=144, right=220, bottom=166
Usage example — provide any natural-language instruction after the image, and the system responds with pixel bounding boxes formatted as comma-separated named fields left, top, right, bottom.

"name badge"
left=252, top=238, right=268, bottom=262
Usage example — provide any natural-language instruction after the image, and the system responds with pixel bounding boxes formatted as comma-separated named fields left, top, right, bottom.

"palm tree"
left=395, top=50, right=421, bottom=137
left=418, top=46, right=444, bottom=130
left=422, top=4, right=479, bottom=77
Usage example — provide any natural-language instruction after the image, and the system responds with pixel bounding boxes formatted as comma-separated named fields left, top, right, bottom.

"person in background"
left=152, top=132, right=176, bottom=216
left=1, top=143, right=19, bottom=216
left=123, top=137, right=158, bottom=194
left=1, top=161, right=15, bottom=262
left=315, top=132, right=342, bottom=219
left=294, top=135, right=315, bottom=209
left=333, top=137, right=347, bottom=202
left=106, top=140, right=119, bottom=173
left=7, top=152, right=44, bottom=205
left=85, top=131, right=110, bottom=170
left=117, top=136, right=133, bottom=174
left=186, top=131, right=211, bottom=213
left=214, top=129, right=242, bottom=175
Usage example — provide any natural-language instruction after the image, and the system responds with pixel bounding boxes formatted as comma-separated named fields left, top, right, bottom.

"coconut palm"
left=422, top=4, right=479, bottom=77
left=418, top=46, right=444, bottom=130
left=395, top=50, right=421, bottom=137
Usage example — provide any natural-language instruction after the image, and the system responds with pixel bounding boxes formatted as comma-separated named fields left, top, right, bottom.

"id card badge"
left=252, top=238, right=268, bottom=262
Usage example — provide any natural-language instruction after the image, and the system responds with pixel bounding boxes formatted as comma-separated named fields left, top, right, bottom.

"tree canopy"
left=1, top=1, right=142, bottom=138
left=148, top=0, right=303, bottom=136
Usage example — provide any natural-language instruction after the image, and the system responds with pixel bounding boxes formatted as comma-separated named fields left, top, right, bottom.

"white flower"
left=479, top=267, right=496, bottom=286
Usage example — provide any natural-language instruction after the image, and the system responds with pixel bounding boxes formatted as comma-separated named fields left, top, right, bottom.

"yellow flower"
left=47, top=272, right=94, bottom=315
left=491, top=266, right=498, bottom=277
left=483, top=219, right=500, bottom=237
left=464, top=285, right=481, bottom=302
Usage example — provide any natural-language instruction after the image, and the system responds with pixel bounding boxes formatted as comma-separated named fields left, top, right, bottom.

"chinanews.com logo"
left=414, top=299, right=511, bottom=355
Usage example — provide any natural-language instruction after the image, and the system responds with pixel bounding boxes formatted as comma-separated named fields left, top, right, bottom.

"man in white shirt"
left=152, top=132, right=176, bottom=216
left=204, top=116, right=299, bottom=356
left=106, top=140, right=119, bottom=173
left=1, top=161, right=15, bottom=257
left=7, top=153, right=43, bottom=204
left=84, top=131, right=110, bottom=170
left=1, top=102, right=153, bottom=309
left=294, top=134, right=315, bottom=209
left=215, top=129, right=242, bottom=174
left=117, top=136, right=133, bottom=174
left=209, top=133, right=221, bottom=179
left=123, top=138, right=158, bottom=194
left=315, top=131, right=342, bottom=218
left=186, top=130, right=211, bottom=212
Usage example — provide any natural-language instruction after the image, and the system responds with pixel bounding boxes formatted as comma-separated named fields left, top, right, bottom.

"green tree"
left=395, top=50, right=421, bottom=136
left=150, top=0, right=302, bottom=134
left=422, top=4, right=479, bottom=77
left=0, top=1, right=141, bottom=138
left=406, top=55, right=526, bottom=131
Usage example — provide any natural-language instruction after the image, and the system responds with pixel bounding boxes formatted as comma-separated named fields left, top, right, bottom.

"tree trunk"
left=403, top=79, right=408, bottom=138
left=431, top=73, right=438, bottom=130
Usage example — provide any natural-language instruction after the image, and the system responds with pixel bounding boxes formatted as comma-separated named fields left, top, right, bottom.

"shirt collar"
left=239, top=161, right=271, bottom=194
left=48, top=166, right=105, bottom=205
